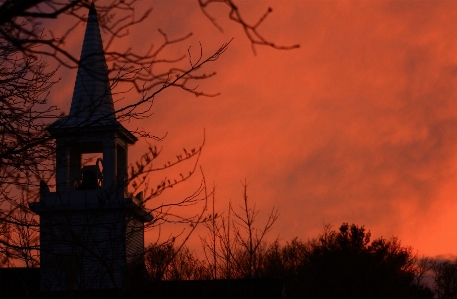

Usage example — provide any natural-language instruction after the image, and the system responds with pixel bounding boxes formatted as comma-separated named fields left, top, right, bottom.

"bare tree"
left=200, top=180, right=279, bottom=279
left=198, top=0, right=300, bottom=53
left=0, top=49, right=56, bottom=266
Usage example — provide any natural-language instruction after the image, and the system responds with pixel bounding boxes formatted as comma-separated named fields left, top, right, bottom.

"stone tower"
left=29, top=5, right=152, bottom=291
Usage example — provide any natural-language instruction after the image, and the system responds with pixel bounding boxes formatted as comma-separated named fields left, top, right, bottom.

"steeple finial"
left=89, top=2, right=96, bottom=16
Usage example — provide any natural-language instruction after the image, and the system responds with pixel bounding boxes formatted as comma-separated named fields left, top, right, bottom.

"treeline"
left=134, top=184, right=456, bottom=298
left=141, top=223, right=457, bottom=299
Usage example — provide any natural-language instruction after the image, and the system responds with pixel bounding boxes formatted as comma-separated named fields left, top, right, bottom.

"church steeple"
left=29, top=6, right=151, bottom=291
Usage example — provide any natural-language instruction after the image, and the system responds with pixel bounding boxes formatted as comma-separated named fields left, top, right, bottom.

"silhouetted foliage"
left=196, top=189, right=433, bottom=298
left=433, top=259, right=457, bottom=299
left=145, top=241, right=210, bottom=281
left=142, top=222, right=435, bottom=299
left=270, top=223, right=434, bottom=299
left=260, top=238, right=308, bottom=281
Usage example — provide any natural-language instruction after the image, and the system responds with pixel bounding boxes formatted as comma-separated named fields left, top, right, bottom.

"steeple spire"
left=52, top=5, right=116, bottom=129
left=47, top=5, right=136, bottom=144
left=69, top=3, right=115, bottom=124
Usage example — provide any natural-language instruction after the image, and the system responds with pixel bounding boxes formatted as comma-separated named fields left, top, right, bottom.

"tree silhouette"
left=280, top=223, right=434, bottom=299
left=433, top=259, right=457, bottom=299
left=200, top=180, right=279, bottom=279
left=144, top=241, right=210, bottom=281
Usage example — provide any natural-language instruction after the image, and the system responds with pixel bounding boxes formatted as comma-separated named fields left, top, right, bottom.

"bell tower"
left=29, top=5, right=152, bottom=291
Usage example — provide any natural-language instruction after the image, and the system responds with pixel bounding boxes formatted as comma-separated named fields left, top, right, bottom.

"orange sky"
left=47, top=0, right=457, bottom=259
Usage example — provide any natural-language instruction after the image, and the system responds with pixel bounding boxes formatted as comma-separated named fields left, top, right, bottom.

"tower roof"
left=48, top=6, right=136, bottom=143
left=68, top=4, right=115, bottom=122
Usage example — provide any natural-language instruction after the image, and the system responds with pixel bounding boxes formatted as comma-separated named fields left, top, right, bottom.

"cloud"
left=47, top=0, right=457, bottom=257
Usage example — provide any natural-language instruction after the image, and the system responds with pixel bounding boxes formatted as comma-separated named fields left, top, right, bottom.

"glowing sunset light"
left=47, top=0, right=457, bottom=259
